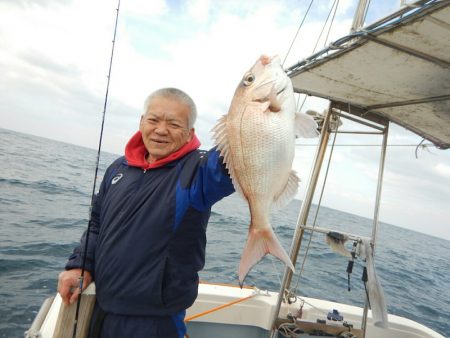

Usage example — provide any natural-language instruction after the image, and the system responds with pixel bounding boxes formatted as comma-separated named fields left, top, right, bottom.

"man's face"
left=140, top=96, right=194, bottom=163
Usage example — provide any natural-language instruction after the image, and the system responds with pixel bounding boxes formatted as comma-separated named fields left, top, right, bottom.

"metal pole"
left=269, top=105, right=333, bottom=337
left=360, top=122, right=389, bottom=336
left=350, top=0, right=370, bottom=33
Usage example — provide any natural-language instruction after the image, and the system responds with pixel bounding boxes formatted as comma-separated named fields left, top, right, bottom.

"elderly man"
left=58, top=88, right=234, bottom=338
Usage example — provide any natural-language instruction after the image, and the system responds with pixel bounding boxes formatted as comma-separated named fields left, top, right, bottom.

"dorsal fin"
left=211, top=115, right=245, bottom=197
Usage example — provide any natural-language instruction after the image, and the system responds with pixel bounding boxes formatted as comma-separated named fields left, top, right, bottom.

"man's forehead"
left=147, top=97, right=188, bottom=113
left=146, top=111, right=184, bottom=121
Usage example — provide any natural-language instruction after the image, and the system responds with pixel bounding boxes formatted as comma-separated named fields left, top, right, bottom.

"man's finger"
left=69, top=287, right=81, bottom=305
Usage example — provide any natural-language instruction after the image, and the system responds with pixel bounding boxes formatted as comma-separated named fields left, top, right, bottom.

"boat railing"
left=270, top=102, right=390, bottom=338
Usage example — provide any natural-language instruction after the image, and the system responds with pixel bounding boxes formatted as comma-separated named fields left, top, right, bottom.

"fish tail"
left=238, top=225, right=294, bottom=287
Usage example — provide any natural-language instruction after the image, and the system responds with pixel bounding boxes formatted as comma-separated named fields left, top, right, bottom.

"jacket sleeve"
left=64, top=192, right=102, bottom=278
left=64, top=163, right=113, bottom=277
left=189, top=147, right=235, bottom=211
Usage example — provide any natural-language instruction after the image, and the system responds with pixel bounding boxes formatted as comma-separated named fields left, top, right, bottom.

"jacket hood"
left=125, top=131, right=201, bottom=170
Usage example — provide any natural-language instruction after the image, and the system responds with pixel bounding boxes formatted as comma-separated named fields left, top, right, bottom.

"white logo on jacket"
left=111, top=173, right=123, bottom=185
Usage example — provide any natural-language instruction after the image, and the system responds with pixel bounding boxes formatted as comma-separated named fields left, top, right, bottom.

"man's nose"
left=155, top=122, right=169, bottom=134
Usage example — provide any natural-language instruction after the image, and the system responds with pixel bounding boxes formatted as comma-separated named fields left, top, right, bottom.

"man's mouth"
left=151, top=139, right=169, bottom=144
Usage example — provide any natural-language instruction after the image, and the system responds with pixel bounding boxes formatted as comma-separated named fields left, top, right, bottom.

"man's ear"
left=139, top=115, right=144, bottom=131
left=187, top=128, right=195, bottom=142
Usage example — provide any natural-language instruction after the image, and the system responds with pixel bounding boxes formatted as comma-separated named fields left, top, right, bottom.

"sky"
left=1, top=0, right=449, bottom=240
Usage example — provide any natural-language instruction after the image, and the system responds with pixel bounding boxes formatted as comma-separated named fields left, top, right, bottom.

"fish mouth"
left=254, top=78, right=286, bottom=94
left=252, top=82, right=287, bottom=105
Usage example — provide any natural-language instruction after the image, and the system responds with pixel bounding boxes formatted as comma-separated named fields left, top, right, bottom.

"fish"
left=212, top=55, right=319, bottom=286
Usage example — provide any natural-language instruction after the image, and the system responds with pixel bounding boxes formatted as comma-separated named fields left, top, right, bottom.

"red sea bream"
left=213, top=55, right=318, bottom=285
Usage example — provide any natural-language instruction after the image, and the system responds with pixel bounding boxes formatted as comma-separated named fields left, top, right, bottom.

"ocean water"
left=0, top=128, right=449, bottom=337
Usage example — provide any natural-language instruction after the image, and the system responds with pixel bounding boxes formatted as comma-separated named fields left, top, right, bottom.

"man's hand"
left=57, top=269, right=92, bottom=306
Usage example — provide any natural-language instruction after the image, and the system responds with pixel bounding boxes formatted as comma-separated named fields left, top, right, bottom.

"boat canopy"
left=287, top=0, right=450, bottom=149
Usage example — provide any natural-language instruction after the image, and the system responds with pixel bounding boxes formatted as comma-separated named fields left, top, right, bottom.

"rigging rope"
left=323, top=0, right=340, bottom=48
left=296, top=94, right=308, bottom=114
left=282, top=0, right=316, bottom=67
left=311, top=0, right=339, bottom=54
left=290, top=0, right=341, bottom=118
left=292, top=109, right=341, bottom=296
left=415, top=138, right=426, bottom=158
left=72, top=1, right=121, bottom=337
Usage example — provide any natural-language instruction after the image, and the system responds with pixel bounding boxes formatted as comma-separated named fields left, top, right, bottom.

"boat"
left=26, top=0, right=449, bottom=337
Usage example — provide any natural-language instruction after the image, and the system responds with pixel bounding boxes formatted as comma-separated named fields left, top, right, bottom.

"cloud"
left=185, top=0, right=210, bottom=23
left=122, top=0, right=168, bottom=18
left=435, top=163, right=450, bottom=179
left=1, top=0, right=351, bottom=152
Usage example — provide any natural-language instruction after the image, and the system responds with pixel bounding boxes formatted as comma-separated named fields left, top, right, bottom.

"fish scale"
left=235, top=105, right=293, bottom=198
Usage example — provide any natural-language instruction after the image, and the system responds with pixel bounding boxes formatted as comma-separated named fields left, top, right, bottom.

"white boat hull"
left=28, top=282, right=444, bottom=338
left=185, top=283, right=443, bottom=338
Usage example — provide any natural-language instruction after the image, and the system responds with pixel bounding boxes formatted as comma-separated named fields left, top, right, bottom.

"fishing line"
left=72, top=1, right=121, bottom=337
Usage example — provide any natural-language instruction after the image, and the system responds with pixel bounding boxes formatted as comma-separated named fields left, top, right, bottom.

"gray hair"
left=143, top=87, right=197, bottom=129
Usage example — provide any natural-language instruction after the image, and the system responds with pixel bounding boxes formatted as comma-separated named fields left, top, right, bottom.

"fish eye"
left=243, top=73, right=255, bottom=86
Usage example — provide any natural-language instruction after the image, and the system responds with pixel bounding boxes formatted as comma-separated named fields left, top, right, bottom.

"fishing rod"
left=72, top=1, right=121, bottom=337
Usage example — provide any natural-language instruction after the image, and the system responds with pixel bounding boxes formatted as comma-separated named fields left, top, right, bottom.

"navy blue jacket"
left=66, top=148, right=234, bottom=316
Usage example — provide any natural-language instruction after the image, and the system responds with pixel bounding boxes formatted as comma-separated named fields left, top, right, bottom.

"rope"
left=282, top=0, right=316, bottom=67
left=72, top=1, right=120, bottom=338
left=278, top=322, right=306, bottom=337
left=291, top=0, right=341, bottom=114
left=296, top=94, right=308, bottom=113
left=311, top=0, right=339, bottom=54
left=184, top=291, right=258, bottom=322
left=415, top=138, right=426, bottom=158
left=323, top=0, right=340, bottom=48
left=292, top=109, right=341, bottom=295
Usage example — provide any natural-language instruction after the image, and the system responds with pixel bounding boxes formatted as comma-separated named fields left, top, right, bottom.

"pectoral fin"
left=273, top=170, right=299, bottom=210
left=295, top=111, right=319, bottom=138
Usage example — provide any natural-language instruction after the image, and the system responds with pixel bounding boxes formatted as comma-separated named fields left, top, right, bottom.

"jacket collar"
left=125, top=131, right=201, bottom=170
